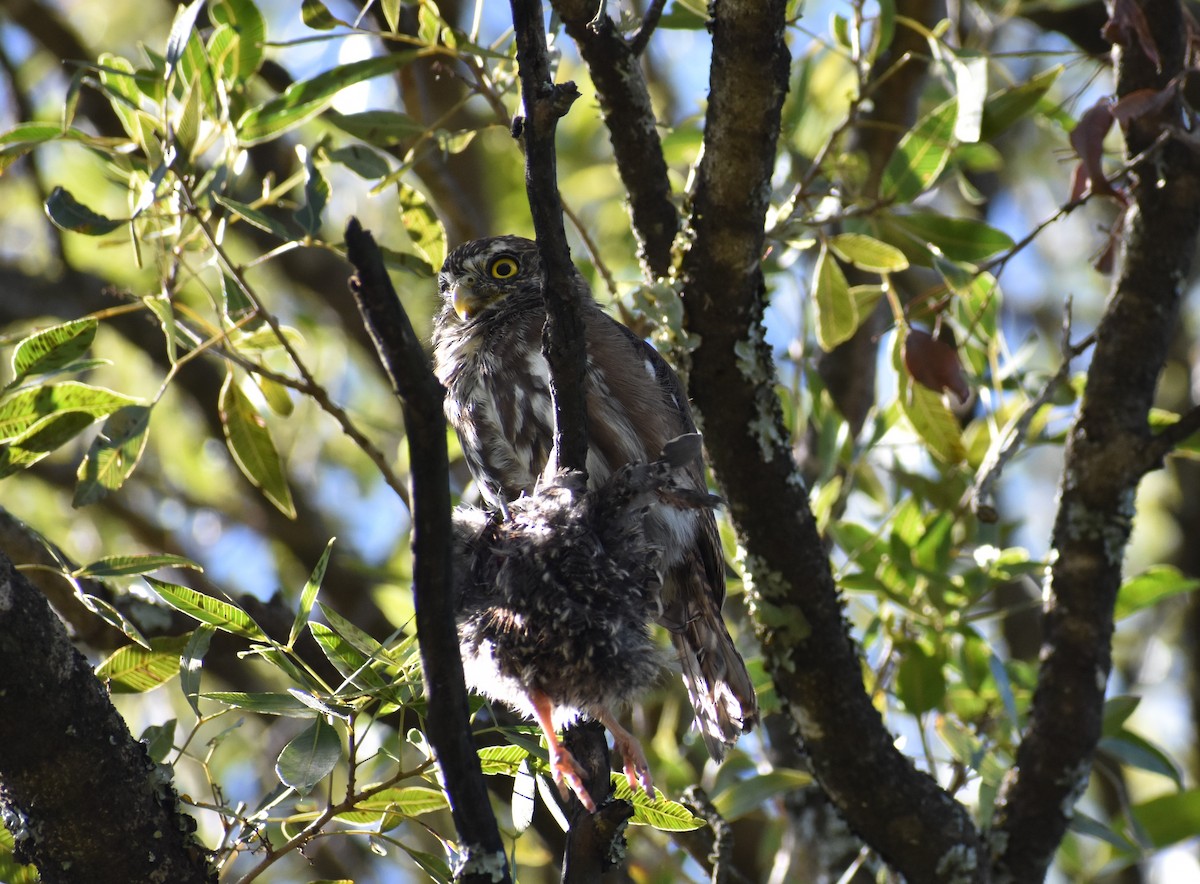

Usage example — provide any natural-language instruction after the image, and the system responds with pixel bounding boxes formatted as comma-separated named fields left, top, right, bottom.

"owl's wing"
left=605, top=317, right=759, bottom=757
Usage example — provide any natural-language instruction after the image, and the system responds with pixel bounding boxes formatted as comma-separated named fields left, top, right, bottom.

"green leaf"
left=309, top=622, right=389, bottom=691
left=1102, top=695, right=1141, bottom=735
left=477, top=744, right=529, bottom=776
left=813, top=244, right=856, bottom=351
left=211, top=193, right=293, bottom=240
left=1069, top=810, right=1140, bottom=855
left=711, top=768, right=812, bottom=821
left=96, top=634, right=191, bottom=693
left=210, top=0, right=266, bottom=80
left=238, top=52, right=419, bottom=145
left=140, top=719, right=177, bottom=763
left=74, top=405, right=153, bottom=506
left=893, top=335, right=967, bottom=463
left=0, top=124, right=97, bottom=175
left=0, top=381, right=140, bottom=443
left=147, top=577, right=267, bottom=640
left=828, top=233, right=909, bottom=273
left=1115, top=565, right=1200, bottom=621
left=896, top=640, right=946, bottom=714
left=326, top=109, right=425, bottom=145
left=1102, top=730, right=1183, bottom=787
left=219, top=373, right=296, bottom=518
left=399, top=182, right=447, bottom=272
left=73, top=552, right=200, bottom=579
left=337, top=786, right=450, bottom=826
left=902, top=380, right=967, bottom=462
left=610, top=777, right=704, bottom=831
left=980, top=66, right=1062, bottom=142
left=327, top=144, right=391, bottom=179
left=318, top=602, right=390, bottom=661
left=10, top=318, right=98, bottom=383
left=290, top=539, right=335, bottom=646
left=880, top=99, right=956, bottom=203
left=889, top=211, right=1014, bottom=263
left=295, top=149, right=330, bottom=237
left=202, top=691, right=318, bottom=717
left=44, top=186, right=124, bottom=235
left=181, top=624, right=214, bottom=716
left=381, top=0, right=401, bottom=31
left=1130, top=789, right=1200, bottom=849
left=276, top=717, right=342, bottom=795
left=302, top=0, right=348, bottom=30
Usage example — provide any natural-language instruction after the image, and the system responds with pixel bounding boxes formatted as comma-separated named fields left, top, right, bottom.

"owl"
left=432, top=236, right=758, bottom=793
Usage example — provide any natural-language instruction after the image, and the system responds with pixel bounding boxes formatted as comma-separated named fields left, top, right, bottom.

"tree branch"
left=678, top=1, right=984, bottom=880
left=991, top=2, right=1200, bottom=878
left=510, top=0, right=588, bottom=477
left=551, top=0, right=678, bottom=277
left=343, top=218, right=509, bottom=883
left=0, top=549, right=216, bottom=884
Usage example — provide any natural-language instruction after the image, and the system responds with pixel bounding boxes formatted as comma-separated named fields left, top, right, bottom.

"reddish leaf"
left=1068, top=99, right=1121, bottom=199
left=1103, top=0, right=1161, bottom=71
left=1110, top=86, right=1175, bottom=127
left=903, top=328, right=971, bottom=403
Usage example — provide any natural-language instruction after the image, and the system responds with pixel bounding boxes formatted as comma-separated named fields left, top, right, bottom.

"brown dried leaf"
left=903, top=328, right=971, bottom=403
left=1103, top=0, right=1162, bottom=71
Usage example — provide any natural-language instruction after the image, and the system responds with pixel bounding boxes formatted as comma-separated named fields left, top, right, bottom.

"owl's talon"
left=549, top=745, right=597, bottom=813
left=596, top=709, right=654, bottom=799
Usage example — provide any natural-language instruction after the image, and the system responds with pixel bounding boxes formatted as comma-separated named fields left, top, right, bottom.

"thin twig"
left=970, top=297, right=1096, bottom=521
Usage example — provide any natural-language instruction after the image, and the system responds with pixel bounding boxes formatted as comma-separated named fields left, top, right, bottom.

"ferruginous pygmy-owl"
left=432, top=235, right=758, bottom=799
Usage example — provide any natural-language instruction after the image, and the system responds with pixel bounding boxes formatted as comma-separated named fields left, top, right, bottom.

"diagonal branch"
left=677, top=1, right=984, bottom=880
left=991, top=1, right=1200, bottom=878
left=343, top=219, right=509, bottom=883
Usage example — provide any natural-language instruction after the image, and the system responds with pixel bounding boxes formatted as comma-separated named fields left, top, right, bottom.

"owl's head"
left=439, top=235, right=543, bottom=321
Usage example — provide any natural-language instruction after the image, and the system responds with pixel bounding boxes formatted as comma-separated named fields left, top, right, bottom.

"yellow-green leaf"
left=813, top=244, right=856, bottom=351
left=610, top=777, right=704, bottom=831
left=74, top=404, right=152, bottom=506
left=219, top=372, right=295, bottom=518
left=96, top=635, right=191, bottom=693
left=237, top=52, right=418, bottom=145
left=73, top=552, right=200, bottom=579
left=147, top=577, right=266, bottom=640
left=11, top=318, right=98, bottom=382
left=880, top=100, right=957, bottom=203
left=829, top=233, right=909, bottom=273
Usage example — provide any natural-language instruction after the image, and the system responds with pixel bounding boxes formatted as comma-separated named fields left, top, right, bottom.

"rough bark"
left=991, top=1, right=1200, bottom=878
left=551, top=0, right=678, bottom=278
left=678, top=1, right=985, bottom=880
left=0, top=550, right=216, bottom=884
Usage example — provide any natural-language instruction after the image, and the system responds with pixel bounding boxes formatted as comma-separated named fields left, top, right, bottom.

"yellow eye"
left=489, top=256, right=519, bottom=279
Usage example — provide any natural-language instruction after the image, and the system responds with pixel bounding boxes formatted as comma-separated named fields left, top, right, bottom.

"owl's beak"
left=451, top=282, right=485, bottom=321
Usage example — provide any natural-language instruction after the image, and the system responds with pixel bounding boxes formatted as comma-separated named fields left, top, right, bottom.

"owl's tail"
left=664, top=572, right=759, bottom=761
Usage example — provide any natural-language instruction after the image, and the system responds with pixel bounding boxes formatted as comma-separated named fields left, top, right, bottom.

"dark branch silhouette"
left=343, top=218, right=510, bottom=883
